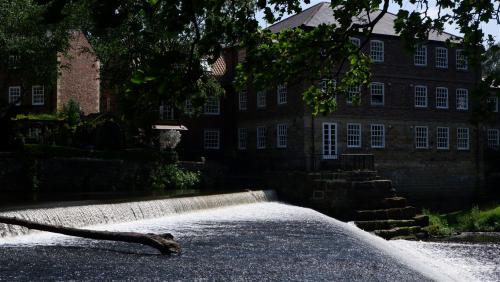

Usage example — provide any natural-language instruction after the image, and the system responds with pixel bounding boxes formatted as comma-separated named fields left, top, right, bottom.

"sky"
left=258, top=0, right=500, bottom=43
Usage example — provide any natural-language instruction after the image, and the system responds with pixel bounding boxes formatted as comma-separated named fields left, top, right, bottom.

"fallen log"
left=0, top=216, right=181, bottom=255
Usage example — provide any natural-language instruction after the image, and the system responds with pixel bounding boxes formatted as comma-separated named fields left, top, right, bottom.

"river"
left=0, top=199, right=498, bottom=281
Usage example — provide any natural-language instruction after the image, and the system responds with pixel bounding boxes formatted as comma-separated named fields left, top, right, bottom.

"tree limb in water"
left=0, top=216, right=181, bottom=255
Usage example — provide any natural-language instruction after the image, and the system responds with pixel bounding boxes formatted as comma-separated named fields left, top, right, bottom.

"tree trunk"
left=0, top=216, right=181, bottom=255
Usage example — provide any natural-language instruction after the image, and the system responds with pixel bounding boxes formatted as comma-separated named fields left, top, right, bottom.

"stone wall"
left=0, top=156, right=154, bottom=202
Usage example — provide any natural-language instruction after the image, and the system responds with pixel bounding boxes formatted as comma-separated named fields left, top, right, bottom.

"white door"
left=322, top=123, right=337, bottom=159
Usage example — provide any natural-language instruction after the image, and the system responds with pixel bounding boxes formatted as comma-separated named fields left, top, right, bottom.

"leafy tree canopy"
left=237, top=0, right=500, bottom=115
left=0, top=0, right=499, bottom=120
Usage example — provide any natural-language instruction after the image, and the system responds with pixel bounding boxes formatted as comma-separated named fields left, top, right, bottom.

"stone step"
left=353, top=197, right=407, bottom=210
left=374, top=226, right=422, bottom=240
left=353, top=219, right=417, bottom=232
left=350, top=180, right=396, bottom=199
left=413, top=214, right=429, bottom=227
left=355, top=206, right=417, bottom=221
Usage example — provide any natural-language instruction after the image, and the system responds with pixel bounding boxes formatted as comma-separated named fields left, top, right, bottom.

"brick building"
left=169, top=3, right=500, bottom=204
left=1, top=32, right=100, bottom=115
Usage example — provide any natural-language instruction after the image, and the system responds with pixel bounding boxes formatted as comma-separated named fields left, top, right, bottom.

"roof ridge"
left=303, top=2, right=330, bottom=26
left=267, top=2, right=326, bottom=30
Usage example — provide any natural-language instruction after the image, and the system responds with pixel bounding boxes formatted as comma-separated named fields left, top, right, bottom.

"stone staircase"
left=350, top=179, right=429, bottom=240
left=309, top=171, right=429, bottom=240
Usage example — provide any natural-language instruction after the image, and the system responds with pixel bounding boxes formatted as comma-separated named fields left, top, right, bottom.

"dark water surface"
left=0, top=203, right=497, bottom=281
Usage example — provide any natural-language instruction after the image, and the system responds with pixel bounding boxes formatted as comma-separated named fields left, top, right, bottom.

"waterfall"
left=0, top=190, right=276, bottom=238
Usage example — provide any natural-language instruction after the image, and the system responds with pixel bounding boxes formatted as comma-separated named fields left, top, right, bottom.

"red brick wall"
left=57, top=32, right=100, bottom=115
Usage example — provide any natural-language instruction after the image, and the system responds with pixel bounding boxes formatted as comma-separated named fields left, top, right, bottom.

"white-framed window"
left=32, top=85, right=44, bottom=106
left=238, top=128, right=247, bottom=150
left=239, top=89, right=247, bottom=111
left=204, top=129, right=220, bottom=149
left=277, top=83, right=287, bottom=105
left=347, top=123, right=362, bottom=148
left=257, top=90, right=266, bottom=108
left=27, top=127, right=42, bottom=140
left=457, top=128, right=469, bottom=150
left=8, top=86, right=21, bottom=106
left=487, top=129, right=499, bottom=150
left=159, top=102, right=174, bottom=120
left=185, top=99, right=193, bottom=114
left=436, top=87, right=449, bottom=109
left=350, top=37, right=360, bottom=47
left=370, top=82, right=384, bottom=106
left=370, top=40, right=384, bottom=62
left=456, top=49, right=468, bottom=70
left=435, top=47, right=448, bottom=68
left=456, top=88, right=468, bottom=110
left=415, top=126, right=429, bottom=149
left=414, top=85, right=428, bottom=108
left=256, top=126, right=266, bottom=149
left=323, top=123, right=337, bottom=159
left=204, top=96, right=220, bottom=115
left=8, top=55, right=20, bottom=69
left=414, top=45, right=427, bottom=66
left=346, top=86, right=360, bottom=104
left=277, top=124, right=288, bottom=148
left=487, top=96, right=498, bottom=112
left=370, top=124, right=385, bottom=148
left=436, top=127, right=450, bottom=150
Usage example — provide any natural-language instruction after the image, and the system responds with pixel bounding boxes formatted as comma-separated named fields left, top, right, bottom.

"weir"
left=0, top=190, right=276, bottom=237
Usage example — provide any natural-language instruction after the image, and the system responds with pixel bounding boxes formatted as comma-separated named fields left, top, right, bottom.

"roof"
left=152, top=125, right=188, bottom=131
left=268, top=2, right=458, bottom=42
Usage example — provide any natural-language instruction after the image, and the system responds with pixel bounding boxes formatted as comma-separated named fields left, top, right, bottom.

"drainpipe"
left=311, top=113, right=316, bottom=171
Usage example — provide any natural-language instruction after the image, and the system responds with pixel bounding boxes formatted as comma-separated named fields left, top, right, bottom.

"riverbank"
left=423, top=204, right=500, bottom=241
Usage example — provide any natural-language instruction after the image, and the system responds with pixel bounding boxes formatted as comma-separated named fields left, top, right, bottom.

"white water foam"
left=0, top=190, right=276, bottom=237
left=0, top=201, right=497, bottom=281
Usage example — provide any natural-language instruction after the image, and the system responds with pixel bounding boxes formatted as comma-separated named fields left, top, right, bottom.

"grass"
left=423, top=204, right=500, bottom=236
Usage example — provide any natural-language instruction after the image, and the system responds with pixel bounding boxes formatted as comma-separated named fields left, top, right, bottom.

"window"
left=28, top=128, right=42, bottom=140
left=257, top=90, right=266, bottom=108
left=487, top=129, right=499, bottom=150
left=436, top=127, right=450, bottom=150
left=277, top=124, right=288, bottom=148
left=350, top=37, right=360, bottom=47
left=8, top=86, right=21, bottom=106
left=323, top=123, right=337, bottom=159
left=238, top=128, right=247, bottom=150
left=436, top=87, right=448, bottom=109
left=414, top=85, right=428, bottom=108
left=8, top=55, right=20, bottom=69
left=277, top=84, right=287, bottom=104
left=256, top=126, right=266, bottom=149
left=204, top=129, right=220, bottom=149
left=370, top=82, right=384, bottom=106
left=32, top=85, right=44, bottom=106
left=346, top=86, right=360, bottom=104
left=370, top=40, right=384, bottom=62
left=204, top=96, right=220, bottom=115
left=435, top=47, right=448, bottom=68
left=414, top=45, right=427, bottom=66
left=456, top=49, right=468, bottom=70
left=160, top=102, right=174, bottom=120
left=185, top=99, right=193, bottom=115
left=457, top=128, right=469, bottom=150
left=370, top=124, right=385, bottom=148
left=347, top=123, right=361, bottom=148
left=415, top=126, right=429, bottom=149
left=456, top=88, right=468, bottom=110
left=239, top=89, right=247, bottom=111
left=488, top=97, right=498, bottom=112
